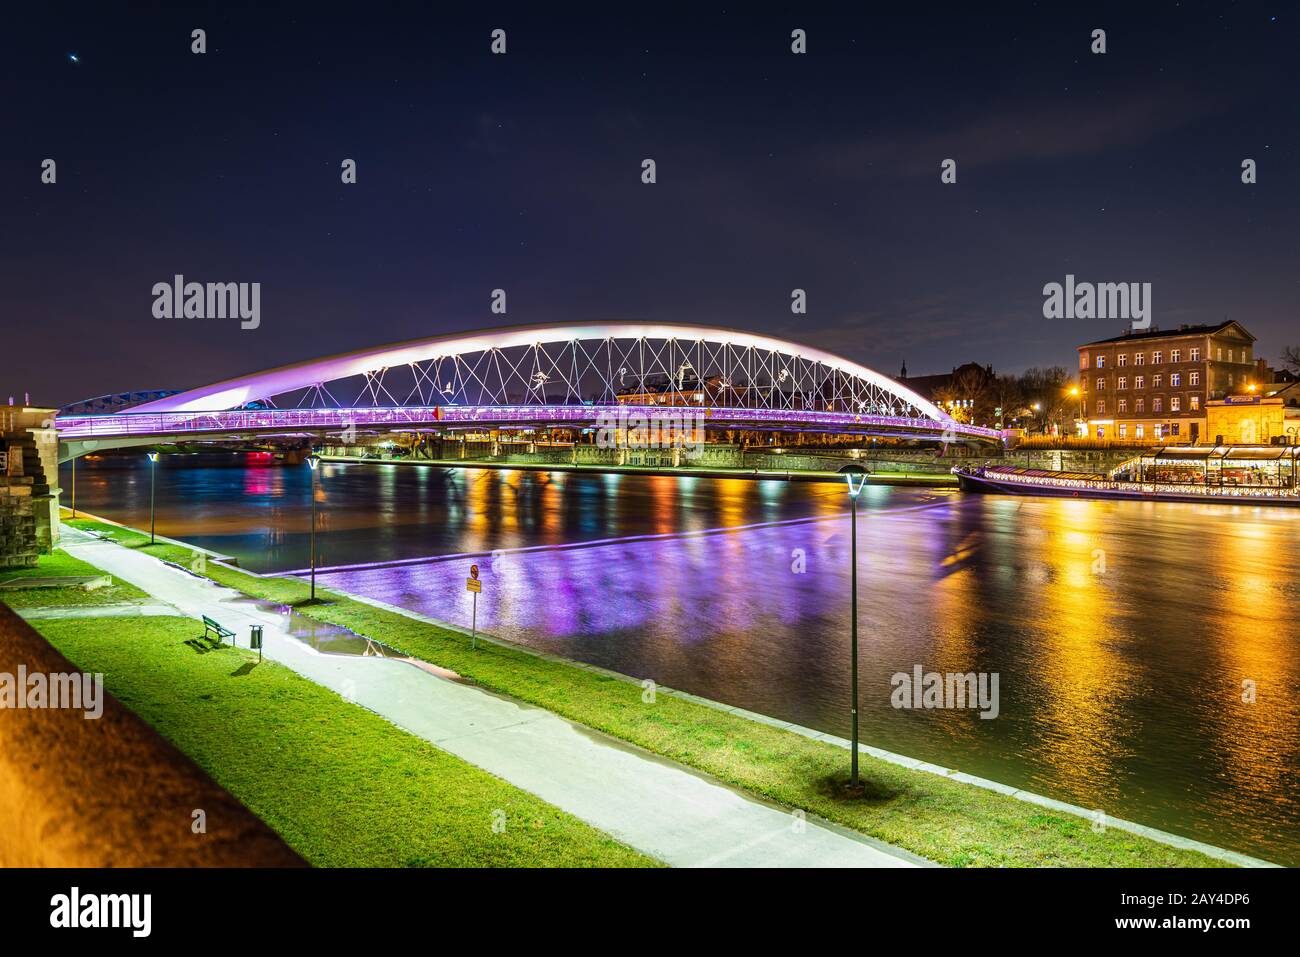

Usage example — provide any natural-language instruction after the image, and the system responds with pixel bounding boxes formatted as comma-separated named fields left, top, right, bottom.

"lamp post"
left=146, top=451, right=159, bottom=544
left=307, top=454, right=321, bottom=600
left=838, top=463, right=869, bottom=789
left=1068, top=386, right=1083, bottom=436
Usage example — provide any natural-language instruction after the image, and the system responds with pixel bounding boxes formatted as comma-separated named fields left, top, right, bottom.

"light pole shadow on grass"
left=815, top=771, right=900, bottom=804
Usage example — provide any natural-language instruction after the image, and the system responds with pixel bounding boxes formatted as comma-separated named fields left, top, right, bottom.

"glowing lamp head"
left=838, top=463, right=869, bottom=499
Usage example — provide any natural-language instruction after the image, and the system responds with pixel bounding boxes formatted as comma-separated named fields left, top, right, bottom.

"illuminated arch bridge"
left=55, top=322, right=1000, bottom=459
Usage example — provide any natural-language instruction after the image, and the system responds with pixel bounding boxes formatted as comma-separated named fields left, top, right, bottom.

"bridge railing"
left=55, top=405, right=1003, bottom=440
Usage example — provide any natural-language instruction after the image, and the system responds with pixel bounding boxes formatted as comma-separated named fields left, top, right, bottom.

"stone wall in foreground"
left=0, top=604, right=305, bottom=867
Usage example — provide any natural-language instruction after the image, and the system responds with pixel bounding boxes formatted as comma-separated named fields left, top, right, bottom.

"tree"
left=1016, top=366, right=1073, bottom=435
left=1281, top=346, right=1300, bottom=375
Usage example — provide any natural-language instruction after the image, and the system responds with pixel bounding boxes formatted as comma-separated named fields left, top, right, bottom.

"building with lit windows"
left=1076, top=321, right=1257, bottom=443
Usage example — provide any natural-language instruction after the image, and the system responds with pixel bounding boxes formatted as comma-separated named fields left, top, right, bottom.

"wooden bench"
left=202, top=615, right=235, bottom=644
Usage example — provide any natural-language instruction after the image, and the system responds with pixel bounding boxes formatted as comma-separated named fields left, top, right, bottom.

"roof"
left=1077, top=320, right=1254, bottom=348
left=896, top=362, right=994, bottom=400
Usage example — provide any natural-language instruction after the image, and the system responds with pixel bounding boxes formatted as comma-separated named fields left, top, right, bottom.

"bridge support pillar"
left=1, top=406, right=61, bottom=566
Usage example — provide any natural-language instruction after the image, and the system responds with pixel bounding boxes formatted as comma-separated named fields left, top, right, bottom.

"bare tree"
left=1281, top=346, right=1300, bottom=375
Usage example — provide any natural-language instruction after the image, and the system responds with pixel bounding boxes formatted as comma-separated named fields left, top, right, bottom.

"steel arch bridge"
left=55, top=322, right=1000, bottom=459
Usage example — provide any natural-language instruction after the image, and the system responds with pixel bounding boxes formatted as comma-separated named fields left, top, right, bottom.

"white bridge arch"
left=128, top=321, right=948, bottom=418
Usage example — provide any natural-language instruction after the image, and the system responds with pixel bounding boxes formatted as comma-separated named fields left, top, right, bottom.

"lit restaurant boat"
left=954, top=445, right=1300, bottom=505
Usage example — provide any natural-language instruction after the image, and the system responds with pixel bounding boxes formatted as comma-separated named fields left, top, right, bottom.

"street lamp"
left=838, top=462, right=869, bottom=789
left=146, top=451, right=159, bottom=544
left=307, top=454, right=321, bottom=600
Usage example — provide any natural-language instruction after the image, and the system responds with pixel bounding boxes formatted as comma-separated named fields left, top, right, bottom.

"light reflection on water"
left=64, top=457, right=1300, bottom=864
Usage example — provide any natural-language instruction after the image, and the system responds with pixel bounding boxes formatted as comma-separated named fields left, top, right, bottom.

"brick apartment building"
left=1076, top=320, right=1257, bottom=443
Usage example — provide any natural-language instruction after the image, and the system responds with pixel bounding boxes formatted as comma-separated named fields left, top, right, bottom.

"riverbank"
left=30, top=524, right=921, bottom=868
left=35, top=508, right=1261, bottom=867
left=33, top=613, right=654, bottom=867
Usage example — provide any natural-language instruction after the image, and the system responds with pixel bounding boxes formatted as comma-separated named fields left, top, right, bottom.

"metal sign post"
left=467, top=564, right=481, bottom=649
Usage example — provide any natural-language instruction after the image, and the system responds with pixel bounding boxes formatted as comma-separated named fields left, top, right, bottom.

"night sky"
left=4, top=2, right=1297, bottom=407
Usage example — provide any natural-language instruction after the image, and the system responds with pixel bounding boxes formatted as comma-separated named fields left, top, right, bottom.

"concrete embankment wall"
left=320, top=441, right=1141, bottom=477
left=0, top=604, right=304, bottom=867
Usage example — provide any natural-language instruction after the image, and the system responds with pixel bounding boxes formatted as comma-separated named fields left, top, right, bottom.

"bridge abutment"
left=1, top=406, right=61, bottom=568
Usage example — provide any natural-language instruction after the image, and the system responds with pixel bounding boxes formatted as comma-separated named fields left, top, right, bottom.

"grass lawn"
left=62, top=515, right=1228, bottom=867
left=34, top=614, right=653, bottom=868
left=0, top=547, right=152, bottom=608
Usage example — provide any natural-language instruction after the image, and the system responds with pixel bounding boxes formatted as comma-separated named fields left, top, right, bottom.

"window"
left=1135, top=375, right=1145, bottom=389
left=1096, top=377, right=1105, bottom=391
left=1171, top=373, right=1181, bottom=387
left=1170, top=423, right=1181, bottom=436
left=1171, top=349, right=1181, bottom=362
left=1171, top=397, right=1181, bottom=412
left=1154, top=424, right=1163, bottom=439
left=1135, top=353, right=1145, bottom=365
left=1229, top=349, right=1234, bottom=363
left=1153, top=398, right=1163, bottom=413
left=1118, top=354, right=1128, bottom=366
left=1153, top=374, right=1163, bottom=388
left=1117, top=376, right=1127, bottom=390
left=1118, top=399, right=1128, bottom=413
left=1243, top=349, right=1250, bottom=363
left=1229, top=373, right=1234, bottom=387
left=1136, top=425, right=1145, bottom=439
left=1190, top=371, right=1200, bottom=386
left=1153, top=351, right=1163, bottom=364
left=1119, top=423, right=1128, bottom=438
left=1096, top=400, right=1106, bottom=414
left=1080, top=353, right=1089, bottom=369
left=1136, top=398, right=1145, bottom=413
left=1190, top=395, right=1199, bottom=410
left=1096, top=355, right=1106, bottom=368
left=1190, top=347, right=1200, bottom=361
left=1217, top=347, right=1222, bottom=361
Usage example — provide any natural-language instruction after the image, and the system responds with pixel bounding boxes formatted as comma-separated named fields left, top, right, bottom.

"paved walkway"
left=56, top=528, right=922, bottom=868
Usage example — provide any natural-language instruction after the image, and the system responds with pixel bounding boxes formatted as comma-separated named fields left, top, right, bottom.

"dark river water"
left=63, top=456, right=1300, bottom=865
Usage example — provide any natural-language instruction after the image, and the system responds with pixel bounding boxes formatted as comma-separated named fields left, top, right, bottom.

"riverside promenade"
left=54, top=526, right=923, bottom=869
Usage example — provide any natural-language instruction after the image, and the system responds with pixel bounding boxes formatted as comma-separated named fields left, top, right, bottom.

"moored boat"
left=955, top=445, right=1300, bottom=505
